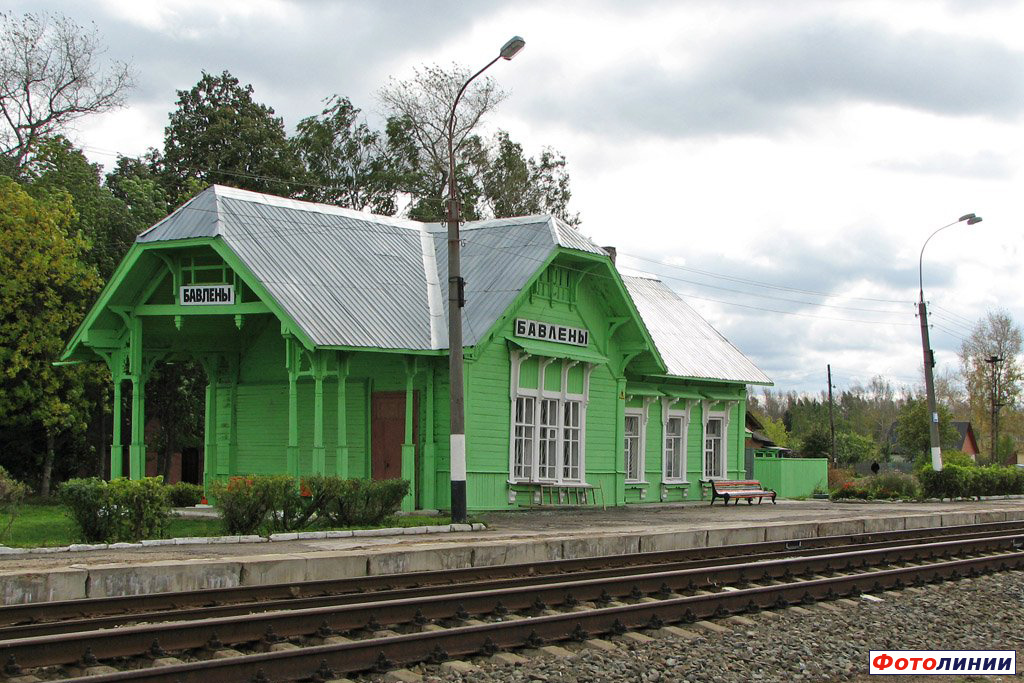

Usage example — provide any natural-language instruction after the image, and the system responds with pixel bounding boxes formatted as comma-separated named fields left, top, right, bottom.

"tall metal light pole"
left=446, top=36, right=525, bottom=523
left=918, top=213, right=982, bottom=471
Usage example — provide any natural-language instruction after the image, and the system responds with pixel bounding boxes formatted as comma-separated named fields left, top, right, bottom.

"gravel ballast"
left=360, top=570, right=1024, bottom=683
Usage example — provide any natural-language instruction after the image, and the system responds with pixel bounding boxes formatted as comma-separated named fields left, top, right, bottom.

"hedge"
left=211, top=475, right=410, bottom=536
left=59, top=477, right=171, bottom=543
left=918, top=464, right=1024, bottom=501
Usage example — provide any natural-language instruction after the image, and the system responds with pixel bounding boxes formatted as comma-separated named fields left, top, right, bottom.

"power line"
left=617, top=251, right=912, bottom=305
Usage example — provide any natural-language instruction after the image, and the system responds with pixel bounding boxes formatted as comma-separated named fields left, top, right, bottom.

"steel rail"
left=4, top=524, right=1024, bottom=643
left=2, top=533, right=1021, bottom=669
left=42, top=551, right=1024, bottom=683
left=2, top=519, right=1021, bottom=629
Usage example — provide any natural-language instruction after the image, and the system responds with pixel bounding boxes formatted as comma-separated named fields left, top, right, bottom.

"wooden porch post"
left=335, top=352, right=349, bottom=478
left=312, top=351, right=326, bottom=475
left=201, top=355, right=219, bottom=493
left=128, top=317, right=147, bottom=480
left=401, top=358, right=416, bottom=511
left=422, top=360, right=436, bottom=510
left=286, top=335, right=299, bottom=480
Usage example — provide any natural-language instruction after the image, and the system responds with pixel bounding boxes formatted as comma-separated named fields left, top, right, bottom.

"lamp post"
left=918, top=212, right=982, bottom=471
left=446, top=36, right=525, bottom=523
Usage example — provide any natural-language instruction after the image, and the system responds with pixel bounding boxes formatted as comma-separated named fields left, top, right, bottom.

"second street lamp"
left=446, top=36, right=525, bottom=524
left=917, top=212, right=982, bottom=471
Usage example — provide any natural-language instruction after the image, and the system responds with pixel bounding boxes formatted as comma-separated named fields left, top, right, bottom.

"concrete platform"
left=3, top=499, right=1024, bottom=605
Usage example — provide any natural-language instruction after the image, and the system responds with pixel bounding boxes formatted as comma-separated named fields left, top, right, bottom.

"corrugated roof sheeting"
left=131, top=186, right=770, bottom=386
left=623, top=275, right=772, bottom=385
left=433, top=219, right=567, bottom=347
left=217, top=195, right=433, bottom=348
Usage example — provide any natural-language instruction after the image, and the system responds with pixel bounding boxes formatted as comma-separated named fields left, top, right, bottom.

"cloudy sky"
left=10, top=0, right=1023, bottom=397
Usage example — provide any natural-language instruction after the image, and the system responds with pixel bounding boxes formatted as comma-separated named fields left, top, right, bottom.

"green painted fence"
left=753, top=457, right=828, bottom=499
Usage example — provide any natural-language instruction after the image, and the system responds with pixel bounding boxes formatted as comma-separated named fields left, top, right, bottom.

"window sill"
left=625, top=481, right=649, bottom=488
left=661, top=481, right=690, bottom=487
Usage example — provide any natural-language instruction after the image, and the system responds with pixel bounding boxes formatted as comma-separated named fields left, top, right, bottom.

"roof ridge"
left=210, top=184, right=425, bottom=231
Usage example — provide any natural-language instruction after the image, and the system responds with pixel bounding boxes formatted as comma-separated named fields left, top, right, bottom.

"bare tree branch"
left=0, top=11, right=134, bottom=170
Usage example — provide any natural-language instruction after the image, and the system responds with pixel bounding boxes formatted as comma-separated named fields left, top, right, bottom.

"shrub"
left=0, top=466, right=29, bottom=541
left=831, top=471, right=920, bottom=501
left=919, top=465, right=971, bottom=501
left=59, top=477, right=171, bottom=543
left=212, top=475, right=291, bottom=536
left=324, top=478, right=410, bottom=527
left=166, top=482, right=204, bottom=507
left=828, top=467, right=856, bottom=493
left=212, top=475, right=411, bottom=535
left=866, top=471, right=920, bottom=500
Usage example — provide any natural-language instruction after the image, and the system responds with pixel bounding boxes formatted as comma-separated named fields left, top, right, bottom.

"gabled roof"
left=71, top=185, right=770, bottom=387
left=133, top=185, right=602, bottom=350
left=622, top=275, right=772, bottom=385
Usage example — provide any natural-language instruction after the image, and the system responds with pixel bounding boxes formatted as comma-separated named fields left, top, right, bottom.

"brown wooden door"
left=371, top=391, right=417, bottom=481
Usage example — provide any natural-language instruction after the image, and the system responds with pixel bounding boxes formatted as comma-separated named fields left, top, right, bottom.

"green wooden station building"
left=63, top=185, right=771, bottom=511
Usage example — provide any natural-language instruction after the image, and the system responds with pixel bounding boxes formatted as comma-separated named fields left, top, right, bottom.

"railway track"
left=2, top=523, right=1022, bottom=682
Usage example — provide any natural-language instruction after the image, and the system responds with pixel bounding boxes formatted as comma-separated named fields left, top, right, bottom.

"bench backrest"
left=713, top=480, right=766, bottom=491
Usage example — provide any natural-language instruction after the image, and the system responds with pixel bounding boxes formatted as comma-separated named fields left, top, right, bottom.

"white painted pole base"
left=931, top=446, right=943, bottom=472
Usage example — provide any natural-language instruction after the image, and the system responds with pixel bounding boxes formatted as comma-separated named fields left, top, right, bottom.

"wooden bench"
left=707, top=479, right=776, bottom=506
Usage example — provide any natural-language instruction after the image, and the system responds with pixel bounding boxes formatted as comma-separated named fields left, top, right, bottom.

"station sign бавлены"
left=514, top=318, right=589, bottom=347
left=180, top=284, right=235, bottom=305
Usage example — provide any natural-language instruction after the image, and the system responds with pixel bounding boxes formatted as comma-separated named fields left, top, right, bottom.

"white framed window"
left=562, top=400, right=581, bottom=481
left=624, top=410, right=644, bottom=482
left=703, top=414, right=726, bottom=480
left=664, top=417, right=686, bottom=480
left=538, top=398, right=559, bottom=480
left=662, top=398, right=691, bottom=483
left=509, top=352, right=591, bottom=484
left=513, top=396, right=535, bottom=480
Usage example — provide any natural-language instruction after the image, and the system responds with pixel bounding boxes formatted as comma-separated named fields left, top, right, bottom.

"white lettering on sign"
left=180, top=285, right=235, bottom=306
left=514, top=318, right=589, bottom=347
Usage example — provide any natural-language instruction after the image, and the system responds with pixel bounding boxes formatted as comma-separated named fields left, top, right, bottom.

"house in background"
left=952, top=421, right=980, bottom=461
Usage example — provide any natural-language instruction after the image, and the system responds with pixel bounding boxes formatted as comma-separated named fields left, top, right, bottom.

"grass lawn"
left=2, top=502, right=453, bottom=548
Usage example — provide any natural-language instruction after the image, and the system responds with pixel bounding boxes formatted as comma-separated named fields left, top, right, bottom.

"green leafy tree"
left=835, top=430, right=880, bottom=466
left=755, top=412, right=790, bottom=448
left=894, top=398, right=961, bottom=459
left=291, top=95, right=398, bottom=214
left=160, top=70, right=301, bottom=202
left=0, top=178, right=101, bottom=494
left=105, top=152, right=172, bottom=229
left=483, top=131, right=579, bottom=226
left=24, top=136, right=138, bottom=279
left=0, top=11, right=133, bottom=171
left=799, top=428, right=832, bottom=458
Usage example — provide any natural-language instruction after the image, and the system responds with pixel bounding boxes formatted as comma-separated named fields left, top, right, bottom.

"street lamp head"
left=500, top=36, right=525, bottom=60
left=966, top=216, right=982, bottom=225
left=959, top=213, right=976, bottom=222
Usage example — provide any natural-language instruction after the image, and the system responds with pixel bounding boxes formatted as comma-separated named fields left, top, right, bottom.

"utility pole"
left=827, top=365, right=836, bottom=466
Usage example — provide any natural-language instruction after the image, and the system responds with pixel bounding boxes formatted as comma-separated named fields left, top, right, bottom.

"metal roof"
left=135, top=186, right=604, bottom=350
left=622, top=275, right=773, bottom=385
left=131, top=186, right=771, bottom=387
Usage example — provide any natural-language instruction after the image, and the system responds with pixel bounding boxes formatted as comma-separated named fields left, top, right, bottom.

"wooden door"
left=371, top=391, right=417, bottom=481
